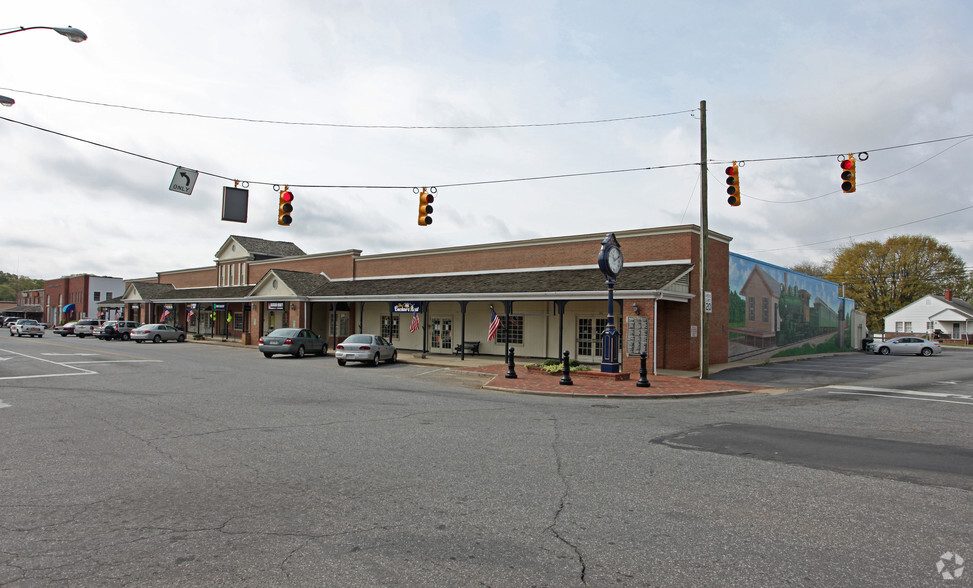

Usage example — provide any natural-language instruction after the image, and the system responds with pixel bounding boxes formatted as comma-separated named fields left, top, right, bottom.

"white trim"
left=331, top=260, right=692, bottom=282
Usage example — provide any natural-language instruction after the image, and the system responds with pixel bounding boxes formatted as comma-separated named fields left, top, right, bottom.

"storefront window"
left=382, top=315, right=400, bottom=339
left=499, top=316, right=524, bottom=345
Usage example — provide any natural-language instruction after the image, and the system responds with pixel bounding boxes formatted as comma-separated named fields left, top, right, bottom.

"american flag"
left=409, top=311, right=420, bottom=333
left=114, top=310, right=120, bottom=320
left=488, top=309, right=501, bottom=341
left=159, top=309, right=170, bottom=323
left=187, top=308, right=194, bottom=320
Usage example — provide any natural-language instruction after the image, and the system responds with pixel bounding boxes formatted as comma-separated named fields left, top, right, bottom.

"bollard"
left=505, top=347, right=518, bottom=379
left=559, top=350, right=573, bottom=386
left=636, top=351, right=651, bottom=387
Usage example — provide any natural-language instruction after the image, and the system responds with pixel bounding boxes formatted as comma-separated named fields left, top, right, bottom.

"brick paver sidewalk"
left=452, top=364, right=766, bottom=398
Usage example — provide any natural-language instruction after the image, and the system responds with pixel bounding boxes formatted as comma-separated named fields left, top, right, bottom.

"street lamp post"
left=0, top=25, right=87, bottom=42
left=0, top=25, right=87, bottom=107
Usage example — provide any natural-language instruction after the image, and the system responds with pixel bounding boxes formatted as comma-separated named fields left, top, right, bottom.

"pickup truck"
left=9, top=319, right=45, bottom=338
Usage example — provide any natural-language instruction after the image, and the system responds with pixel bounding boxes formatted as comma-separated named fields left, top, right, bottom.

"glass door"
left=431, top=317, right=453, bottom=351
left=577, top=317, right=607, bottom=362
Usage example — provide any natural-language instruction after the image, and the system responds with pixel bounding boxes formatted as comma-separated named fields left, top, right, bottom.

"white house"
left=883, top=290, right=973, bottom=341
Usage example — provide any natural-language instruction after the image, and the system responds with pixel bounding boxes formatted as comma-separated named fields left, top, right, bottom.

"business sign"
left=267, top=302, right=285, bottom=311
left=213, top=303, right=227, bottom=311
left=393, top=302, right=420, bottom=313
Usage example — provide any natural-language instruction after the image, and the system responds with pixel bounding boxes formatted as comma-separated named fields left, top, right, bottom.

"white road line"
left=0, top=400, right=10, bottom=408
left=826, top=390, right=973, bottom=406
left=824, top=384, right=973, bottom=399
left=0, top=347, right=98, bottom=379
left=61, top=360, right=162, bottom=365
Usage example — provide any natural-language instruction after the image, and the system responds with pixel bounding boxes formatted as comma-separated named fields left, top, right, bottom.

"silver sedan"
left=335, top=334, right=397, bottom=366
left=869, top=336, right=942, bottom=356
left=132, top=324, right=186, bottom=343
left=258, top=328, right=328, bottom=358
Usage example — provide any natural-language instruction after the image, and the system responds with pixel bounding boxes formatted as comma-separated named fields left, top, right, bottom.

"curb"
left=482, top=385, right=754, bottom=400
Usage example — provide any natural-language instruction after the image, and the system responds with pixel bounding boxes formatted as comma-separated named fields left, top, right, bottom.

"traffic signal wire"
left=0, top=87, right=697, bottom=130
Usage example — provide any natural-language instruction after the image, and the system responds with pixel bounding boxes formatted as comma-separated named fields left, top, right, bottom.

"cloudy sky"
left=2, top=1, right=971, bottom=281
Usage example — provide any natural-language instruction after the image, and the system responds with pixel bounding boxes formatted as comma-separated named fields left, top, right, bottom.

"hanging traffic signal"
left=278, top=189, right=294, bottom=225
left=418, top=188, right=434, bottom=226
left=726, top=163, right=741, bottom=206
left=840, top=156, right=856, bottom=193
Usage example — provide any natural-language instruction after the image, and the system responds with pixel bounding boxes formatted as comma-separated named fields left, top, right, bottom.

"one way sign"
left=169, top=167, right=198, bottom=195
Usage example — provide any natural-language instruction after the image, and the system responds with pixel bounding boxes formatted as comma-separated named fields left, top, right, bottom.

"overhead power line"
left=0, top=87, right=697, bottom=129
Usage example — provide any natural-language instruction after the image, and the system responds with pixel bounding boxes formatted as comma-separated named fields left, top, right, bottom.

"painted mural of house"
left=735, top=265, right=781, bottom=348
left=883, top=290, right=973, bottom=342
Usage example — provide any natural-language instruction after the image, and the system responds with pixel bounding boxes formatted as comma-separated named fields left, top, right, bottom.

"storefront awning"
left=62, top=304, right=76, bottom=312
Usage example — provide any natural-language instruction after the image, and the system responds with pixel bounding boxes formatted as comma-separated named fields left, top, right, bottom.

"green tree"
left=826, top=235, right=968, bottom=331
left=789, top=260, right=831, bottom=278
left=0, top=271, right=44, bottom=302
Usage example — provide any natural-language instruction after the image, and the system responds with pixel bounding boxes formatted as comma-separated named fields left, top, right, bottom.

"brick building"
left=36, top=274, right=126, bottom=325
left=120, top=226, right=731, bottom=374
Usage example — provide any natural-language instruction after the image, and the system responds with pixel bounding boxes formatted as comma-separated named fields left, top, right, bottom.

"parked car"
left=3, top=317, right=19, bottom=329
left=73, top=319, right=103, bottom=338
left=94, top=320, right=141, bottom=341
left=335, top=334, right=397, bottom=366
left=869, top=336, right=942, bottom=356
left=53, top=322, right=78, bottom=337
left=131, top=324, right=186, bottom=343
left=9, top=319, right=44, bottom=338
left=258, top=328, right=328, bottom=358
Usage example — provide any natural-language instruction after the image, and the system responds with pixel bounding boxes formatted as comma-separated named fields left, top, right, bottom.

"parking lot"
left=1, top=335, right=971, bottom=586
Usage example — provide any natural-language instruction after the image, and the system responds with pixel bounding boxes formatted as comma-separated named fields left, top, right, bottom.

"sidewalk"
left=189, top=338, right=767, bottom=399
left=395, top=352, right=768, bottom=399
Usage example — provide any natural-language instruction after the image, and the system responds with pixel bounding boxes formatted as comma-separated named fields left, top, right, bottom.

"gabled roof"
left=218, top=236, right=305, bottom=260
left=250, top=269, right=332, bottom=298
left=123, top=281, right=253, bottom=302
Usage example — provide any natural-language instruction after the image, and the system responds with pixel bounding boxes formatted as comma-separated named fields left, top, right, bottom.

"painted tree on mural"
left=825, top=235, right=970, bottom=331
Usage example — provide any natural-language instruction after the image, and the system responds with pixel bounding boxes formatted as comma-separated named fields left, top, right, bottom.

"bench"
left=453, top=341, right=480, bottom=355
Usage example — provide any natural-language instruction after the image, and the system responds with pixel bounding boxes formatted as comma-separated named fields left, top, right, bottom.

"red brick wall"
left=162, top=268, right=217, bottom=288
left=249, top=256, right=356, bottom=283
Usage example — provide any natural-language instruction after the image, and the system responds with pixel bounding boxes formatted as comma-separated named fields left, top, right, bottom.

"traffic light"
left=725, top=163, right=741, bottom=206
left=840, top=156, right=856, bottom=193
left=278, top=189, right=294, bottom=225
left=418, top=188, right=434, bottom=226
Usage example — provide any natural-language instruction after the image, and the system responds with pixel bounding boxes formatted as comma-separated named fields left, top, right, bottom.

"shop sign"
left=164, top=304, right=174, bottom=310
left=393, top=302, right=420, bottom=313
left=213, top=303, right=227, bottom=311
left=268, top=302, right=285, bottom=311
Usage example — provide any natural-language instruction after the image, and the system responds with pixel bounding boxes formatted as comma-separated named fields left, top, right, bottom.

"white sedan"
left=869, top=336, right=942, bottom=356
left=335, top=334, right=397, bottom=366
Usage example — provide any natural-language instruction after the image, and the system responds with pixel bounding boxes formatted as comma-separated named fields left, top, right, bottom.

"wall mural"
left=728, top=253, right=856, bottom=361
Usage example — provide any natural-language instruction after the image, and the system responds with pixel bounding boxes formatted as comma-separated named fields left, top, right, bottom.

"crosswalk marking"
left=822, top=385, right=973, bottom=405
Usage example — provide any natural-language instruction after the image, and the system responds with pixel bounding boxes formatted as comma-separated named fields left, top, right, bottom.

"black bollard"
left=636, top=351, right=651, bottom=387
left=505, top=346, right=518, bottom=379
left=559, top=350, right=573, bottom=386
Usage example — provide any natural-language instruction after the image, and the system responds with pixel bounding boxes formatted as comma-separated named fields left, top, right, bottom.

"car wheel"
left=879, top=346, right=891, bottom=355
left=122, top=333, right=130, bottom=341
left=263, top=352, right=274, bottom=358
left=17, top=333, right=22, bottom=337
left=296, top=346, right=305, bottom=358
left=921, top=347, right=933, bottom=356
left=153, top=335, right=162, bottom=343
left=177, top=335, right=185, bottom=342
left=317, top=345, right=327, bottom=357
left=61, top=333, right=68, bottom=337
left=136, top=340, right=143, bottom=343
left=387, top=350, right=397, bottom=364
left=77, top=334, right=85, bottom=338
left=337, top=359, right=347, bottom=366
left=371, top=353, right=381, bottom=367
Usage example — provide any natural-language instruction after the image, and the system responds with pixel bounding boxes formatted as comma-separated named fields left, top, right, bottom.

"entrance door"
left=577, top=317, right=607, bottom=363
left=431, top=317, right=453, bottom=351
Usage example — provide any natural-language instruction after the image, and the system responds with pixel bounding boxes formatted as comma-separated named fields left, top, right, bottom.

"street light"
left=0, top=25, right=88, bottom=42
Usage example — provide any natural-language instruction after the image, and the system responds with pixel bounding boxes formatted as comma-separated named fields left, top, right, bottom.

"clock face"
left=608, top=247, right=623, bottom=273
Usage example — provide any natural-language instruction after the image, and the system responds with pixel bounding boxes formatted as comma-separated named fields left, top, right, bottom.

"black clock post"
left=597, top=233, right=623, bottom=373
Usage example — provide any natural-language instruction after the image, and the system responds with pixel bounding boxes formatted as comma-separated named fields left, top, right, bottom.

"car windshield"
left=266, top=329, right=301, bottom=337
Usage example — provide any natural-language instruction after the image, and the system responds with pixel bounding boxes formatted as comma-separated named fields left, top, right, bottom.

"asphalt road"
left=1, top=337, right=970, bottom=586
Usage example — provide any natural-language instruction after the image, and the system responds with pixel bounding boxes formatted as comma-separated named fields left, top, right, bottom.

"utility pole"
left=699, top=100, right=710, bottom=379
